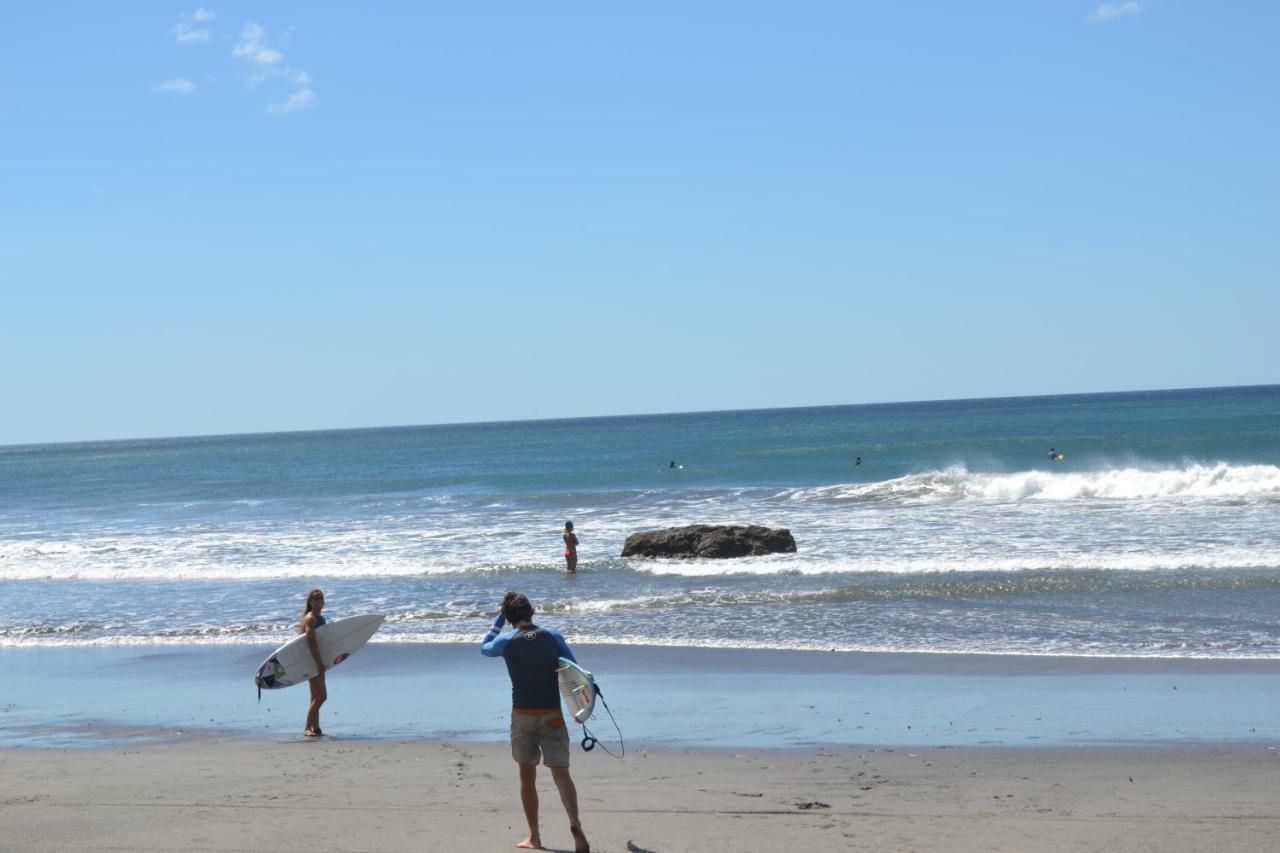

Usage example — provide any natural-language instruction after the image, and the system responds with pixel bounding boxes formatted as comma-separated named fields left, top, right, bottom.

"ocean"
left=3, top=385, right=1279, bottom=659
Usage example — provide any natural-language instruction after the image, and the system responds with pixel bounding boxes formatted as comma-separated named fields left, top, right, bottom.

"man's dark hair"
left=501, top=590, right=534, bottom=624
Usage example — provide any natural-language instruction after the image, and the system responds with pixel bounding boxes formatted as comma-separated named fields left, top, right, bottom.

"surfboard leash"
left=580, top=682, right=625, bottom=759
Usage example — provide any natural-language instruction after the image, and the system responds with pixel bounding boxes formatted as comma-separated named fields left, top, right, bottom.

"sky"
left=1, top=1, right=1277, bottom=445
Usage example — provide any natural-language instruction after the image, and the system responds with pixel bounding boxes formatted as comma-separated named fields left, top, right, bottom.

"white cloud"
left=268, top=70, right=315, bottom=114
left=154, top=77, right=196, bottom=94
left=174, top=23, right=210, bottom=42
left=269, top=86, right=315, bottom=114
left=174, top=8, right=215, bottom=43
left=232, top=22, right=315, bottom=114
left=158, top=11, right=314, bottom=113
left=1089, top=2, right=1149, bottom=24
left=233, top=23, right=282, bottom=65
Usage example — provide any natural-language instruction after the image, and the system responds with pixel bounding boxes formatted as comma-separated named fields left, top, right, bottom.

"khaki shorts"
left=510, top=709, right=570, bottom=767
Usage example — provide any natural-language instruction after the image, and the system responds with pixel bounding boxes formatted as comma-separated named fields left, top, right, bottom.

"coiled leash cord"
left=580, top=682, right=625, bottom=759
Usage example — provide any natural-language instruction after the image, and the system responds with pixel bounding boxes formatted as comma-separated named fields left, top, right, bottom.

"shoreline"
left=5, top=643, right=1279, bottom=750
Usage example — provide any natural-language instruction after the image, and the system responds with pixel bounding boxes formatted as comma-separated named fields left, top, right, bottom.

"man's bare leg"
left=549, top=766, right=588, bottom=852
left=517, top=764, right=542, bottom=849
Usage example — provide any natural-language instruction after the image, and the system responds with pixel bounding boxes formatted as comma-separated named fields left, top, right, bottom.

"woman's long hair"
left=297, top=588, right=325, bottom=634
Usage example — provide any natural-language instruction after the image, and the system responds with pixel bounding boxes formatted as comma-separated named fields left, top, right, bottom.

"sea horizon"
left=5, top=381, right=1274, bottom=450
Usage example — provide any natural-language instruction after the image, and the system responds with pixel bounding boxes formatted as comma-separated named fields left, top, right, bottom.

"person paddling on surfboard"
left=481, top=591, right=590, bottom=853
left=299, top=588, right=328, bottom=737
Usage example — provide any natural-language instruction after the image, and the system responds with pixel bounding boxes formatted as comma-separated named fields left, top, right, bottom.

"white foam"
left=625, top=548, right=1280, bottom=576
left=787, top=463, right=1280, bottom=504
left=4, top=630, right=1279, bottom=659
left=2, top=462, right=1277, bottom=581
left=1, top=536, right=1277, bottom=580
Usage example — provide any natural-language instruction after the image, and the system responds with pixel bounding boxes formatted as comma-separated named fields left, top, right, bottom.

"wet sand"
left=2, top=737, right=1279, bottom=852
left=6, top=643, right=1280, bottom=748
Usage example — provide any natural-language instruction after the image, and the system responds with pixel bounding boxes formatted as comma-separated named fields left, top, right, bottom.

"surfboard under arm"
left=557, top=657, right=596, bottom=724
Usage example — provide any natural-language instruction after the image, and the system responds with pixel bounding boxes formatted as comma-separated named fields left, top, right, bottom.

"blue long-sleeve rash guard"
left=481, top=616, right=577, bottom=709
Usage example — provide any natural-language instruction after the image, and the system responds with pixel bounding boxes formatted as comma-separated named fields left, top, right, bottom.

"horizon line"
left=3, top=382, right=1276, bottom=452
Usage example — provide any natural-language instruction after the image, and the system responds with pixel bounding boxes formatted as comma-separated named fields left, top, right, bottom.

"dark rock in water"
left=621, top=525, right=797, bottom=559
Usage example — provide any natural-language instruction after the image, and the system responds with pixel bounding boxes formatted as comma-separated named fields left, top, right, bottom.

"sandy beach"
left=3, top=644, right=1280, bottom=851
left=2, top=737, right=1278, bottom=852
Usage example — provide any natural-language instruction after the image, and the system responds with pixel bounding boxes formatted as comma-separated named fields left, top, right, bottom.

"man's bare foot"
left=303, top=729, right=322, bottom=738
left=515, top=836, right=542, bottom=849
left=571, top=825, right=590, bottom=852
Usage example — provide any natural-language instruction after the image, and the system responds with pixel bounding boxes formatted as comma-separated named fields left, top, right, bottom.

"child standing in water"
left=299, top=588, right=327, bottom=737
left=563, top=521, right=579, bottom=573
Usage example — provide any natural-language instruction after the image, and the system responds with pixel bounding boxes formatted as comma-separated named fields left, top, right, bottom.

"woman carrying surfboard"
left=299, top=588, right=328, bottom=737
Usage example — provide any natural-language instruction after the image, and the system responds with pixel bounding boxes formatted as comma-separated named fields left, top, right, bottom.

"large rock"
left=621, top=525, right=797, bottom=559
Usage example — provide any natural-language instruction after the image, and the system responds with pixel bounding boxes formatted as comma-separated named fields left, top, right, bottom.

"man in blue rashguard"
left=482, top=590, right=589, bottom=853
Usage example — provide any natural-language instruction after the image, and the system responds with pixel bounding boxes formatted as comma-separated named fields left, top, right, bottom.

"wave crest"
left=788, top=463, right=1280, bottom=504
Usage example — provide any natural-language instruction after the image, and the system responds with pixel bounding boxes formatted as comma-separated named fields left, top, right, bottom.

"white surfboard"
left=557, top=657, right=596, bottom=723
left=254, top=614, right=385, bottom=690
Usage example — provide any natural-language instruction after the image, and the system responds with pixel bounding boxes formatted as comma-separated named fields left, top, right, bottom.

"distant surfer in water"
left=482, top=591, right=590, bottom=853
left=1048, top=448, right=1064, bottom=462
left=299, top=588, right=327, bottom=737
left=669, top=460, right=677, bottom=469
left=563, top=521, right=578, bottom=573
left=855, top=456, right=862, bottom=466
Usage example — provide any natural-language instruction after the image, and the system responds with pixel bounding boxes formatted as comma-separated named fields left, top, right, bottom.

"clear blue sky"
left=2, top=2, right=1276, bottom=444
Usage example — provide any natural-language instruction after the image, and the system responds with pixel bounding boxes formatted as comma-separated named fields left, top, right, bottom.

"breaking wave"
left=786, top=463, right=1280, bottom=504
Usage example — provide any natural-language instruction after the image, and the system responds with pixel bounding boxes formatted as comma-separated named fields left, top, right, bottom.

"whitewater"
left=2, top=385, right=1279, bottom=655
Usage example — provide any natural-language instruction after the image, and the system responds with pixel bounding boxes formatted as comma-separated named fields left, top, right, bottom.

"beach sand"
left=2, top=738, right=1279, bottom=852
left=5, top=645, right=1280, bottom=851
